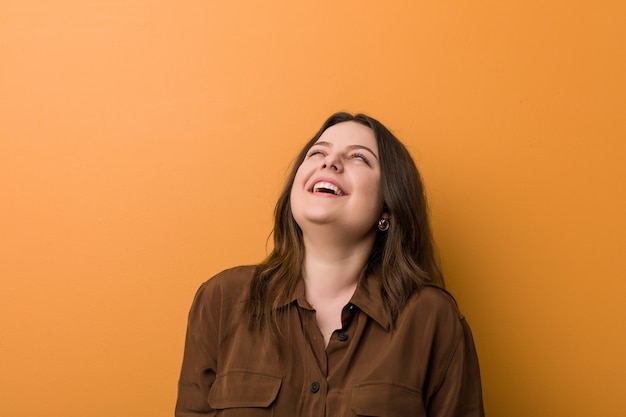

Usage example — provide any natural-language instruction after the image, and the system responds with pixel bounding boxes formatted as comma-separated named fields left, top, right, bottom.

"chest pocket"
left=351, top=382, right=425, bottom=417
left=208, top=371, right=282, bottom=417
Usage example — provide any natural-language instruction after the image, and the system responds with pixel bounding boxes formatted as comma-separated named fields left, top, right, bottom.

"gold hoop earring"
left=377, top=218, right=389, bottom=232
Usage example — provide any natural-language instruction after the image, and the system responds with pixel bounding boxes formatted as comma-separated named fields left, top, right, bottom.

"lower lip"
left=310, top=191, right=343, bottom=197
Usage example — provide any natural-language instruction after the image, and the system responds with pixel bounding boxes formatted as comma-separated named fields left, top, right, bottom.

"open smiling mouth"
left=312, top=181, right=345, bottom=196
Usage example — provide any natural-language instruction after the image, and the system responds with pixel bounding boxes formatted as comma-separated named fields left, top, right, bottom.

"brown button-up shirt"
left=176, top=265, right=484, bottom=417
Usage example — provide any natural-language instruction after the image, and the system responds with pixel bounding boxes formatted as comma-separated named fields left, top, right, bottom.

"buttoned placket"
left=298, top=302, right=363, bottom=416
left=326, top=304, right=359, bottom=381
left=298, top=304, right=327, bottom=417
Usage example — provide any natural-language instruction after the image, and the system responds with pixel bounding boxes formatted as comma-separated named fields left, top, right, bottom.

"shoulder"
left=185, top=266, right=257, bottom=342
left=200, top=265, right=257, bottom=291
left=413, top=286, right=463, bottom=318
left=397, top=286, right=466, bottom=336
left=192, top=265, right=257, bottom=311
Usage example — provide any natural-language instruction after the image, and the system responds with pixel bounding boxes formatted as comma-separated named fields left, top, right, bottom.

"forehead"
left=316, top=121, right=378, bottom=153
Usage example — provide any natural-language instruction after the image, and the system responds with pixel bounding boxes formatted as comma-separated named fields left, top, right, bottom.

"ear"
left=381, top=203, right=390, bottom=220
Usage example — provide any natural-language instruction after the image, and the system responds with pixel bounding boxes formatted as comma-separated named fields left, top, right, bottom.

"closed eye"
left=307, top=149, right=326, bottom=158
left=349, top=152, right=370, bottom=164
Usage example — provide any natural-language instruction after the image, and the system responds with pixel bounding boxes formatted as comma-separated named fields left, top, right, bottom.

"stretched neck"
left=301, top=230, right=376, bottom=297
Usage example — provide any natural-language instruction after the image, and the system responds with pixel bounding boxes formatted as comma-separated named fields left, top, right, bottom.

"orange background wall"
left=1, top=1, right=624, bottom=416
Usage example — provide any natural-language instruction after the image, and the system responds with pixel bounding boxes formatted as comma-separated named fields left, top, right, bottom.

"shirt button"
left=337, top=331, right=349, bottom=342
left=310, top=381, right=320, bottom=393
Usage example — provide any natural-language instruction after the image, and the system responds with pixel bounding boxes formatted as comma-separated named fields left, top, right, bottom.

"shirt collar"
left=349, top=272, right=391, bottom=331
left=281, top=271, right=391, bottom=332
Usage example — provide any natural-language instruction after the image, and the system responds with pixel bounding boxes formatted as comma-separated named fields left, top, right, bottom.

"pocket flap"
left=351, top=382, right=424, bottom=416
left=209, top=371, right=282, bottom=409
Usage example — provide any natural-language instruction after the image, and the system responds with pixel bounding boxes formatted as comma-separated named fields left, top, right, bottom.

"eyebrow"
left=312, top=141, right=379, bottom=160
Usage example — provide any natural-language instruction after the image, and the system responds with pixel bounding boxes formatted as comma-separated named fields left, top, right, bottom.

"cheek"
left=358, top=174, right=382, bottom=197
left=365, top=177, right=384, bottom=211
left=291, top=177, right=303, bottom=199
left=292, top=161, right=315, bottom=189
left=289, top=167, right=306, bottom=209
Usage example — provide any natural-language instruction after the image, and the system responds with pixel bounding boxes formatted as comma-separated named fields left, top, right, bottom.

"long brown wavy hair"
left=244, top=112, right=444, bottom=338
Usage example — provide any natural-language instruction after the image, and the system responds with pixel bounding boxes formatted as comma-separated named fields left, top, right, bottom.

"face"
left=290, top=121, right=384, bottom=239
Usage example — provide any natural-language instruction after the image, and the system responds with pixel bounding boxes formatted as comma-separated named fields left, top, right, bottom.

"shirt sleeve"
left=175, top=282, right=218, bottom=417
left=425, top=316, right=485, bottom=417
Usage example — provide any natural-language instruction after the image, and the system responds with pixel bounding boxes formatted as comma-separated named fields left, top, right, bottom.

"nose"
left=322, top=154, right=343, bottom=172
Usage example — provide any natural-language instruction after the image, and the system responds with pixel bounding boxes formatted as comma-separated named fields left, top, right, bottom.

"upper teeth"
left=313, top=181, right=344, bottom=196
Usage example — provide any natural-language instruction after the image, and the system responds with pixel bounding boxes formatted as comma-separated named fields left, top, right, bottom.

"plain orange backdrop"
left=1, top=1, right=625, bottom=416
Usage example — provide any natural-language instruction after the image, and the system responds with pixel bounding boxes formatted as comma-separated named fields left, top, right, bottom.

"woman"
left=175, top=112, right=484, bottom=416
